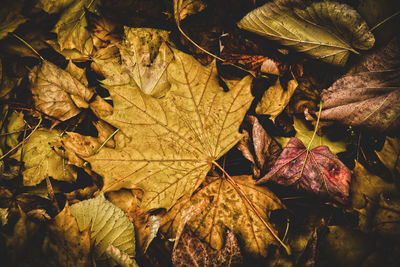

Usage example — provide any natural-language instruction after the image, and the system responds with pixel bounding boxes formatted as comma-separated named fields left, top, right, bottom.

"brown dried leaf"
left=29, top=61, right=94, bottom=121
left=238, top=115, right=282, bottom=179
left=172, top=226, right=242, bottom=267
left=321, top=37, right=400, bottom=133
left=174, top=0, right=207, bottom=23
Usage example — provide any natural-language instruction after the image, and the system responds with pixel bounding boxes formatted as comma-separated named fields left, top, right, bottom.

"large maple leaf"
left=85, top=47, right=253, bottom=210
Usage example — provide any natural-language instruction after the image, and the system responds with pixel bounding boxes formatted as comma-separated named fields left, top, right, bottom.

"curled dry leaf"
left=43, top=204, right=92, bottom=267
left=172, top=226, right=242, bottom=267
left=238, top=115, right=282, bottom=179
left=162, top=175, right=285, bottom=258
left=255, top=78, right=298, bottom=122
left=85, top=48, right=253, bottom=210
left=237, top=0, right=375, bottom=66
left=256, top=137, right=351, bottom=204
left=321, top=37, right=400, bottom=133
left=10, top=129, right=76, bottom=186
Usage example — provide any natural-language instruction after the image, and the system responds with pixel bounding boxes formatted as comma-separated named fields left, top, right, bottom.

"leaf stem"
left=212, top=160, right=291, bottom=255
left=95, top=128, right=119, bottom=154
left=370, top=10, right=400, bottom=32
left=299, top=100, right=323, bottom=179
left=11, top=33, right=44, bottom=61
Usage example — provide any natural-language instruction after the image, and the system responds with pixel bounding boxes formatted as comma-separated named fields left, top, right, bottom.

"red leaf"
left=256, top=137, right=351, bottom=204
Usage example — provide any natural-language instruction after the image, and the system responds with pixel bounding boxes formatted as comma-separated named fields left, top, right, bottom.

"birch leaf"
left=85, top=48, right=253, bottom=210
left=237, top=0, right=375, bottom=66
left=162, top=175, right=285, bottom=258
left=70, top=193, right=136, bottom=260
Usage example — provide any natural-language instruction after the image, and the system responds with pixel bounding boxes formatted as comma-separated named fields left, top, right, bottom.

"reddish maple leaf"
left=256, top=137, right=351, bottom=204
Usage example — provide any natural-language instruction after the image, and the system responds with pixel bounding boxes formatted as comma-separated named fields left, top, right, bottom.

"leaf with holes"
left=161, top=175, right=284, bottom=258
left=256, top=137, right=351, bottom=204
left=81, top=47, right=253, bottom=210
left=237, top=0, right=375, bottom=66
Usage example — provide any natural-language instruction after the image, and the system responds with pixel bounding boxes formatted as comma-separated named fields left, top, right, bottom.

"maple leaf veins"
left=84, top=47, right=253, bottom=210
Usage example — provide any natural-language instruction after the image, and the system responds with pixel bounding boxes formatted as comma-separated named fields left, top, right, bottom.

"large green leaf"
left=70, top=193, right=135, bottom=260
left=237, top=0, right=375, bottom=66
left=82, top=47, right=253, bottom=211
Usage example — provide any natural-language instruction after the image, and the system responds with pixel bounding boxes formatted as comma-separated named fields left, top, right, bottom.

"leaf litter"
left=0, top=0, right=400, bottom=266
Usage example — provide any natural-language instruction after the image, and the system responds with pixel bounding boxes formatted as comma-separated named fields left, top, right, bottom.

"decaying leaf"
left=162, top=175, right=285, bottom=257
left=256, top=78, right=298, bottom=122
left=119, top=27, right=173, bottom=97
left=0, top=0, right=27, bottom=40
left=237, top=0, right=375, bottom=66
left=172, top=226, right=242, bottom=267
left=257, top=137, right=352, bottom=204
left=10, top=129, right=76, bottom=186
left=276, top=117, right=347, bottom=154
left=83, top=48, right=253, bottom=210
left=238, top=115, right=282, bottom=179
left=43, top=204, right=92, bottom=267
left=321, top=37, right=400, bottom=133
left=70, top=193, right=135, bottom=260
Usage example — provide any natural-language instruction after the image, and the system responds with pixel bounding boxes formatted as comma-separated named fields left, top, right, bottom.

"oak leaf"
left=321, top=37, right=400, bottom=133
left=256, top=137, right=352, bottom=204
left=84, top=48, right=253, bottom=210
left=237, top=0, right=375, bottom=66
left=162, top=175, right=284, bottom=257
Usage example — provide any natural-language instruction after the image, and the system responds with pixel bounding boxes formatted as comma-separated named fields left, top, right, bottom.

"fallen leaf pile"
left=0, top=0, right=399, bottom=266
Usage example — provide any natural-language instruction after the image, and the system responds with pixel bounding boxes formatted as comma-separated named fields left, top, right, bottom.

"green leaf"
left=237, top=0, right=375, bottom=66
left=275, top=117, right=347, bottom=154
left=83, top=47, right=253, bottom=210
left=70, top=193, right=136, bottom=260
